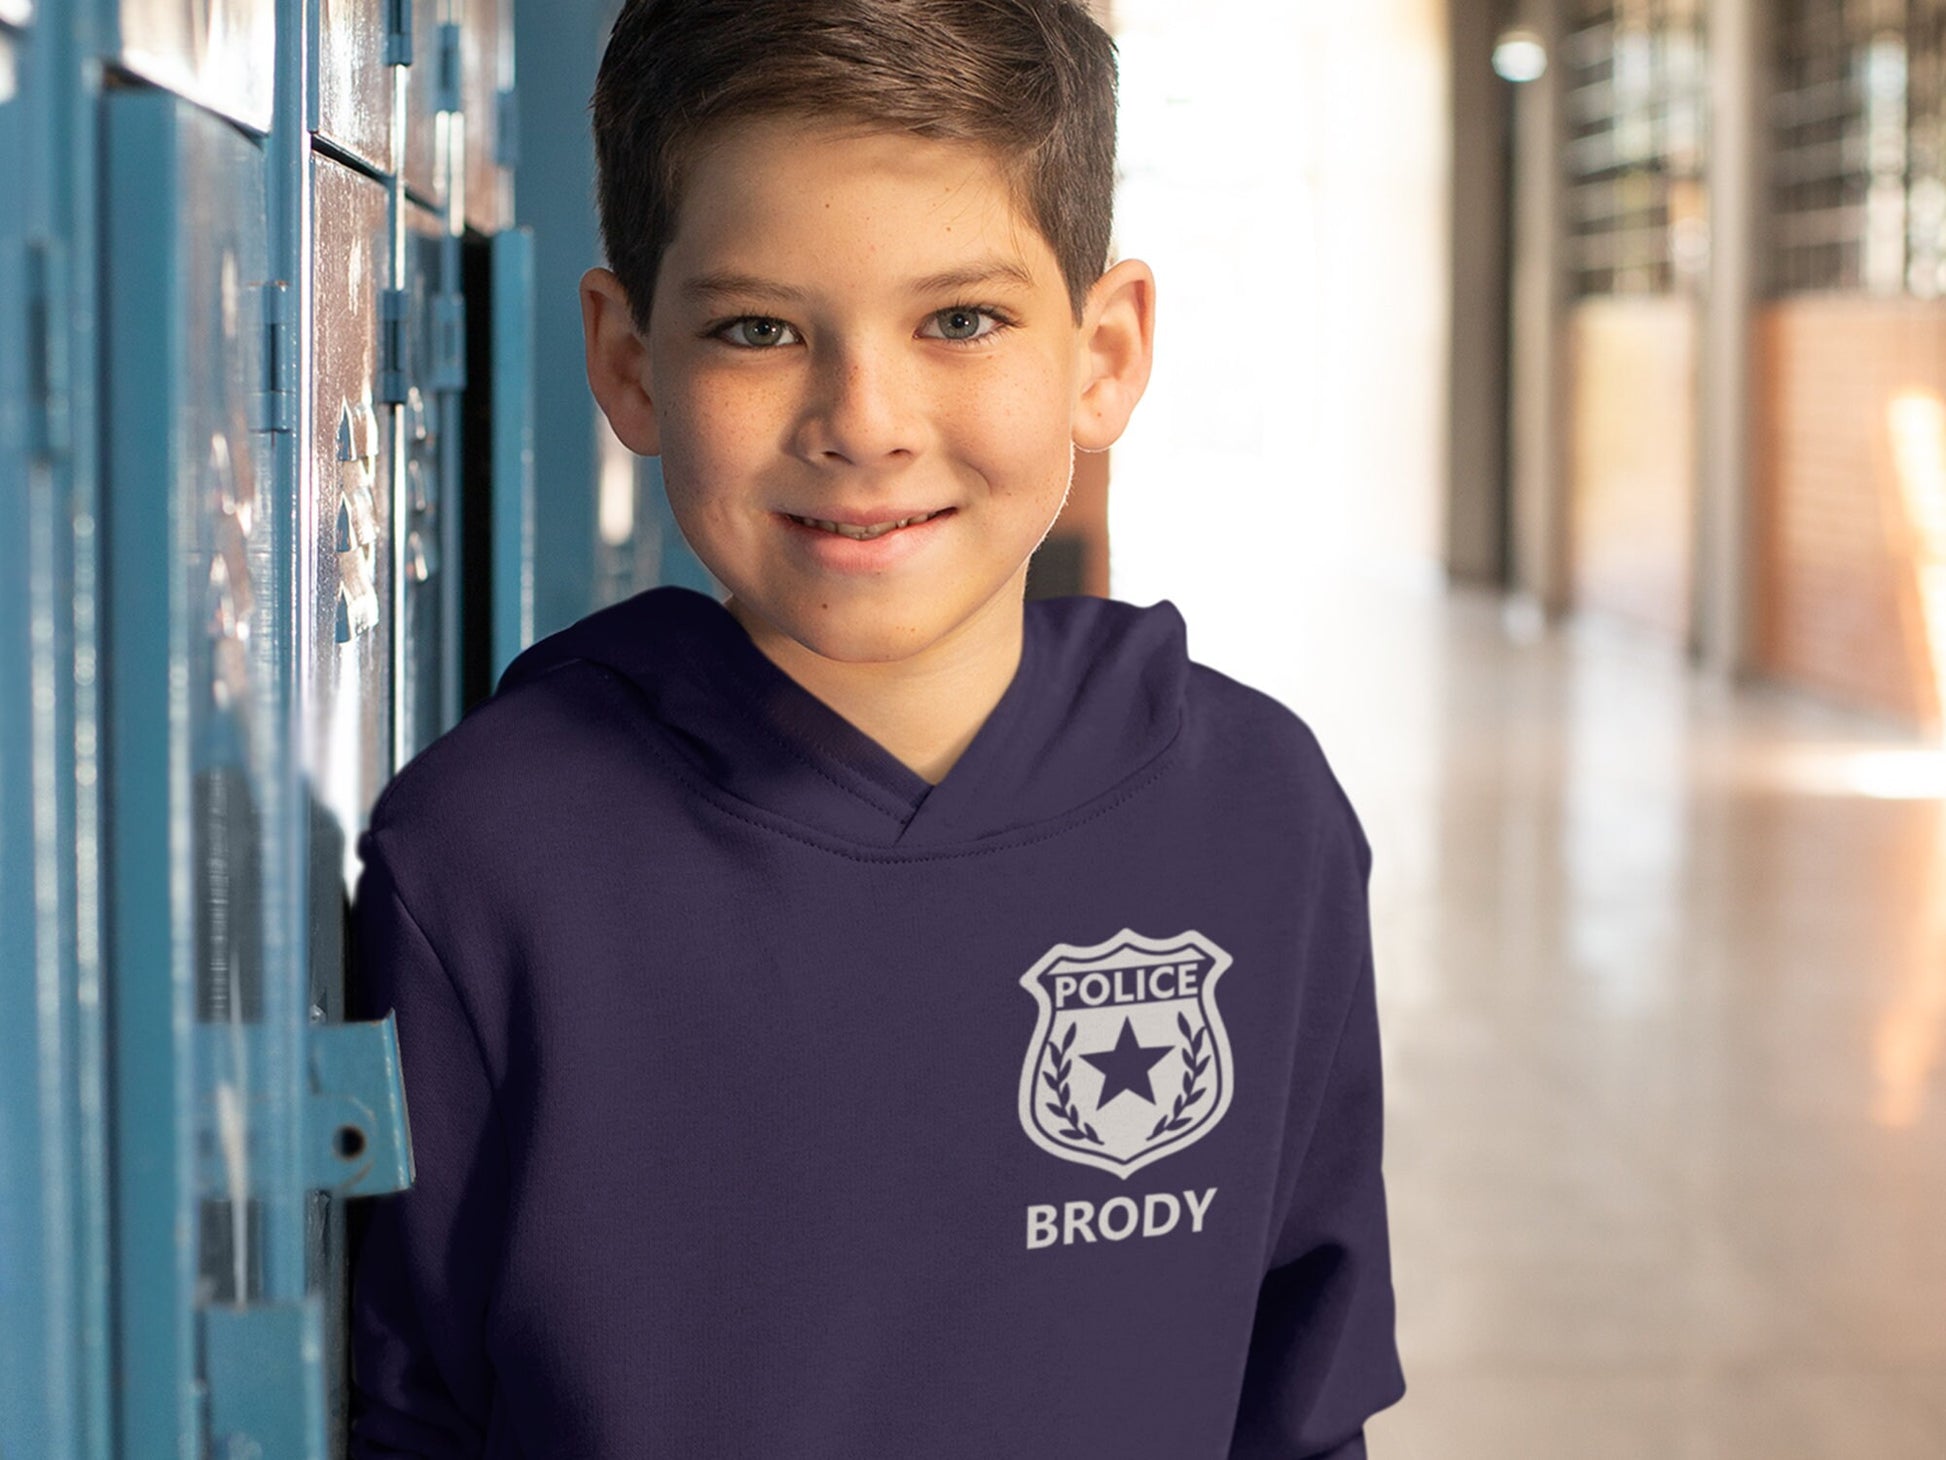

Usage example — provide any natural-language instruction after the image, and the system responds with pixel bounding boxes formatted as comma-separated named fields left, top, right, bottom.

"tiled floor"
left=1255, top=576, right=1946, bottom=1459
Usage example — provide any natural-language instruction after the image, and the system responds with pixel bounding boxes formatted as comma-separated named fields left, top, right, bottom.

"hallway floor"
left=1252, top=575, right=1946, bottom=1458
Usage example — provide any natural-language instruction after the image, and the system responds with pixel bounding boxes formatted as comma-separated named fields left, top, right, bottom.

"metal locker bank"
left=0, top=0, right=552, bottom=1452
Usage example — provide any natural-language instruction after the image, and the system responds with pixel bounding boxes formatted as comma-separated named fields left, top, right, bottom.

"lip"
left=776, top=506, right=956, bottom=573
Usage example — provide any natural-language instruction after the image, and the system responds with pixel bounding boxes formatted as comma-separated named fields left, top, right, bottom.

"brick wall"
left=1754, top=299, right=1944, bottom=730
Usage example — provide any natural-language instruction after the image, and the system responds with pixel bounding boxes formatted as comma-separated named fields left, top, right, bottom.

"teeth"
left=792, top=510, right=940, bottom=540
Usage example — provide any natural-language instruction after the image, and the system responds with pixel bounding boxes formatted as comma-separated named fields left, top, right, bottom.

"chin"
left=777, top=606, right=950, bottom=666
left=725, top=568, right=1022, bottom=667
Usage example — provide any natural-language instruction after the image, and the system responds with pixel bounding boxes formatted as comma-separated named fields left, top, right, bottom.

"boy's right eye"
left=712, top=316, right=800, bottom=349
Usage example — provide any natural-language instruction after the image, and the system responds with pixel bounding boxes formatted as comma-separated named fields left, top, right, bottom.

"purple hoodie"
left=346, top=584, right=1405, bottom=1458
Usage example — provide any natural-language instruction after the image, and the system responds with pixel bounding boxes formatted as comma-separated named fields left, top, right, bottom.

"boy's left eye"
left=920, top=306, right=1008, bottom=344
left=714, top=317, right=800, bottom=349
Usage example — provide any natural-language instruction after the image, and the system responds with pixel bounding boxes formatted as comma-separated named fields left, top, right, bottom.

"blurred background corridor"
left=5, top=0, right=1946, bottom=1454
left=1111, top=1, right=1946, bottom=1451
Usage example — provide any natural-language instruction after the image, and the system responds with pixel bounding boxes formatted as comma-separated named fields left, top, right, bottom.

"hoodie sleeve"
left=1227, top=812, right=1406, bottom=1459
left=346, top=830, right=506, bottom=1458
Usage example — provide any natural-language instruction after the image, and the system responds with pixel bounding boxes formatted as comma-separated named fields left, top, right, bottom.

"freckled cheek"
left=943, top=370, right=1073, bottom=494
left=659, top=377, right=789, bottom=505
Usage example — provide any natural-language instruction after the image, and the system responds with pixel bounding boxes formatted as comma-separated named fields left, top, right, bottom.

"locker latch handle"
left=307, top=1011, right=414, bottom=1196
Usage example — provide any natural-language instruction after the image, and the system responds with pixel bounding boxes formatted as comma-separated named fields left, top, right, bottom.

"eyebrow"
left=679, top=258, right=1036, bottom=304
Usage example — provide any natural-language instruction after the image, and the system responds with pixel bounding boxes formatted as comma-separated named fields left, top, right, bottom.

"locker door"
left=307, top=150, right=414, bottom=1460
left=111, top=0, right=275, bottom=132
left=0, top=15, right=40, bottom=1423
left=100, top=87, right=415, bottom=1454
left=314, top=0, right=394, bottom=174
left=489, top=227, right=535, bottom=680
left=461, top=0, right=513, bottom=232
left=98, top=87, right=395, bottom=1460
left=400, top=200, right=457, bottom=757
left=309, top=166, right=409, bottom=1460
left=2, top=11, right=114, bottom=1460
left=403, top=0, right=452, bottom=209
left=0, top=48, right=33, bottom=1445
left=310, top=155, right=395, bottom=881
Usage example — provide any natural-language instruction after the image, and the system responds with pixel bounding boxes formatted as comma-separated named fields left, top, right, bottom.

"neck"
left=725, top=577, right=1027, bottom=786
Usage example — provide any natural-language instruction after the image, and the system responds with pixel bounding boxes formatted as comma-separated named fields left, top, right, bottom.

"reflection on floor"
left=1262, top=577, right=1946, bottom=1458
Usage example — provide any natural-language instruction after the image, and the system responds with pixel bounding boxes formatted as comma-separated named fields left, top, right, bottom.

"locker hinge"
left=431, top=292, right=466, bottom=392
left=378, top=287, right=410, bottom=405
left=203, top=1300, right=328, bottom=1460
left=196, top=1011, right=414, bottom=1199
left=385, top=0, right=413, bottom=66
left=248, top=281, right=296, bottom=434
left=27, top=238, right=71, bottom=460
left=435, top=22, right=462, bottom=114
left=495, top=88, right=520, bottom=169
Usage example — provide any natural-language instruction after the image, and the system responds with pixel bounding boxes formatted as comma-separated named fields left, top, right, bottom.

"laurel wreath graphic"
left=1040, top=1022, right=1105, bottom=1145
left=1147, top=1012, right=1210, bottom=1141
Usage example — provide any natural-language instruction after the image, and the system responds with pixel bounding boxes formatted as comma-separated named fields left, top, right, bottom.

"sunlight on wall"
left=1874, top=391, right=1946, bottom=1127
left=1890, top=389, right=1946, bottom=732
left=1874, top=848, right=1946, bottom=1129
left=1108, top=0, right=1450, bottom=650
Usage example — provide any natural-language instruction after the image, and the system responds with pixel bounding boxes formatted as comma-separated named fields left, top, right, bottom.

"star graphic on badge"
left=1080, top=1016, right=1173, bottom=1109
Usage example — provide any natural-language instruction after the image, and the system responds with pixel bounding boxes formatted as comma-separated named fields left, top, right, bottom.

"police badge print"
left=1017, top=928, right=1235, bottom=1180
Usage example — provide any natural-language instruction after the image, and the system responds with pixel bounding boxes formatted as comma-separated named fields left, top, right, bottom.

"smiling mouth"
left=783, top=509, right=953, bottom=541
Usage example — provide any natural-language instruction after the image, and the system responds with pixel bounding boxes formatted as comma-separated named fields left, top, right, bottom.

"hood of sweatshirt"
left=492, top=585, right=1189, bottom=854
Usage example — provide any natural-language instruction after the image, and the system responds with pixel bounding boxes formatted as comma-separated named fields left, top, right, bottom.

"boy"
left=346, top=0, right=1407, bottom=1454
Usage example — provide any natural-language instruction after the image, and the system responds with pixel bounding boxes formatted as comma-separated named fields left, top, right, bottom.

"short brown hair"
left=590, top=0, right=1119, bottom=335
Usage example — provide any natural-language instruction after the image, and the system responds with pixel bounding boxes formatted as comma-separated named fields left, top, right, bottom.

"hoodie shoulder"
left=370, top=588, right=709, bottom=827
left=362, top=650, right=633, bottom=876
left=1180, top=658, right=1371, bottom=873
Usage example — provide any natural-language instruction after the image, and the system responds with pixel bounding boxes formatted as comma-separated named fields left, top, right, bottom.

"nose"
left=790, top=341, right=920, bottom=469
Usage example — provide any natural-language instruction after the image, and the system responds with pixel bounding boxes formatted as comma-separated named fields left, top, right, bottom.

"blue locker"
left=491, top=226, right=535, bottom=681
left=305, top=162, right=402, bottom=1460
left=401, top=199, right=457, bottom=758
left=313, top=0, right=395, bottom=174
left=462, top=0, right=513, bottom=232
left=2, top=9, right=87, bottom=1460
left=102, top=86, right=288, bottom=1460
left=2, top=3, right=124, bottom=1456
left=6, top=0, right=542, bottom=1448
left=0, top=62, right=32, bottom=1452
left=403, top=0, right=453, bottom=209
left=0, top=21, right=42, bottom=1441
left=404, top=0, right=516, bottom=228
left=101, top=86, right=279, bottom=1460
left=107, top=0, right=275, bottom=132
left=103, top=90, right=410, bottom=1459
left=310, top=153, right=395, bottom=830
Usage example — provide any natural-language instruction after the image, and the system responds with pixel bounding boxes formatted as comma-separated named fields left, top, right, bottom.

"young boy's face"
left=582, top=115, right=1154, bottom=669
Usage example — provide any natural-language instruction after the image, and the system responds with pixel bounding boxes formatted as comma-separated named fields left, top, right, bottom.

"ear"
left=1071, top=258, right=1156, bottom=453
left=581, top=267, right=662, bottom=456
